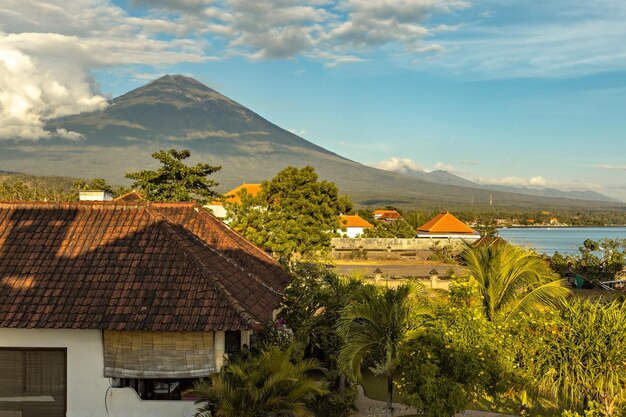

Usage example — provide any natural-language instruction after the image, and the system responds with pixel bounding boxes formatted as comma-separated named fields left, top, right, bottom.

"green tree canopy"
left=362, top=220, right=416, bottom=238
left=398, top=281, right=520, bottom=417
left=227, top=166, right=351, bottom=261
left=125, top=149, right=221, bottom=204
left=73, top=178, right=114, bottom=193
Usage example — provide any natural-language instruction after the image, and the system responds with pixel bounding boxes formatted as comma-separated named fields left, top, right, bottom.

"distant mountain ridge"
left=0, top=75, right=621, bottom=209
left=396, top=167, right=617, bottom=203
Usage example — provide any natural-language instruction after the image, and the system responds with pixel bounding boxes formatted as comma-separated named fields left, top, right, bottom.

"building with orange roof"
left=416, top=212, right=480, bottom=240
left=337, top=214, right=374, bottom=238
left=205, top=183, right=262, bottom=218
left=372, top=209, right=402, bottom=222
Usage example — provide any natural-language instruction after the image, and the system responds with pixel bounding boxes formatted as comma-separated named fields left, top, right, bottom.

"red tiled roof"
left=339, top=215, right=373, bottom=228
left=372, top=210, right=401, bottom=220
left=0, top=201, right=289, bottom=331
left=417, top=212, right=476, bottom=234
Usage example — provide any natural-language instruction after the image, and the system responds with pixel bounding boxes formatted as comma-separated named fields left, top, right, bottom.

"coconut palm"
left=336, top=282, right=433, bottom=417
left=189, top=347, right=327, bottom=417
left=461, top=244, right=570, bottom=323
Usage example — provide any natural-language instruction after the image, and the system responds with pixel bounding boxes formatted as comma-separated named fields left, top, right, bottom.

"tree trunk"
left=339, top=374, right=346, bottom=398
left=387, top=372, right=394, bottom=417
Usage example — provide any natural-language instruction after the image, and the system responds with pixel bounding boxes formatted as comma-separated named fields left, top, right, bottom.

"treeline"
left=0, top=174, right=128, bottom=202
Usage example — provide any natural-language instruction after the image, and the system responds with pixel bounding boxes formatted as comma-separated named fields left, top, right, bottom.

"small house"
left=0, top=200, right=289, bottom=417
left=416, top=211, right=480, bottom=241
left=337, top=214, right=374, bottom=238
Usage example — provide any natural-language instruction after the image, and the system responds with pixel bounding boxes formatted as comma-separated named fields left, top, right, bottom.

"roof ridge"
left=147, top=207, right=260, bottom=328
left=192, top=205, right=279, bottom=265
left=146, top=205, right=279, bottom=326
left=186, top=207, right=284, bottom=296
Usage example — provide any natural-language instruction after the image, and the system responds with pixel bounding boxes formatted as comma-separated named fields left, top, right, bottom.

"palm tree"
left=336, top=282, right=432, bottom=417
left=461, top=244, right=570, bottom=323
left=189, top=347, right=327, bottom=417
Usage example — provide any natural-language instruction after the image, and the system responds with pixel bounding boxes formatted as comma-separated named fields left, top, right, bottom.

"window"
left=114, top=378, right=199, bottom=400
left=225, top=330, right=241, bottom=354
left=0, top=348, right=66, bottom=417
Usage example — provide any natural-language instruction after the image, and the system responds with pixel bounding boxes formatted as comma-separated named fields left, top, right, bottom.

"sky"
left=0, top=0, right=625, bottom=201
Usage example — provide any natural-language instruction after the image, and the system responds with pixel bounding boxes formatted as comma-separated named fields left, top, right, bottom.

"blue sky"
left=1, top=0, right=625, bottom=200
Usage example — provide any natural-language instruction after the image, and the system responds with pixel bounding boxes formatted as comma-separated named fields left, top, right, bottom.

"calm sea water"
left=497, top=227, right=626, bottom=256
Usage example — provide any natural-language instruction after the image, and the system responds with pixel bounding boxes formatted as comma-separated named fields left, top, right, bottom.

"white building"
left=0, top=201, right=288, bottom=417
left=337, top=214, right=374, bottom=238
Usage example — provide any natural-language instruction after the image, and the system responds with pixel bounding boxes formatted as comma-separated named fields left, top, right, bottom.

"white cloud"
left=0, top=45, right=107, bottom=140
left=594, top=164, right=626, bottom=171
left=372, top=157, right=424, bottom=173
left=433, top=161, right=455, bottom=171
left=0, top=0, right=213, bottom=140
left=428, top=1, right=626, bottom=78
left=475, top=175, right=552, bottom=188
left=529, top=176, right=547, bottom=186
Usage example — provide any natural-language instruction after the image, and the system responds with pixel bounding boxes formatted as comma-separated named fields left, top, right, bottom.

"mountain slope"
left=0, top=75, right=622, bottom=210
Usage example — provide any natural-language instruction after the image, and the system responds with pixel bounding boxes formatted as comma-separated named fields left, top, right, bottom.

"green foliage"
left=227, top=166, right=352, bottom=260
left=125, top=149, right=221, bottom=204
left=276, top=264, right=366, bottom=417
left=428, top=240, right=456, bottom=263
left=362, top=220, right=416, bottom=238
left=551, top=251, right=570, bottom=276
left=337, top=283, right=434, bottom=416
left=398, top=285, right=520, bottom=417
left=553, top=239, right=626, bottom=282
left=73, top=178, right=114, bottom=193
left=189, top=346, right=327, bottom=417
left=521, top=299, right=626, bottom=417
left=461, top=244, right=571, bottom=323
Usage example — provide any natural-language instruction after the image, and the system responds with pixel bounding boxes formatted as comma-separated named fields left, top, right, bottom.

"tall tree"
left=336, top=283, right=432, bottom=417
left=125, top=149, right=221, bottom=204
left=461, top=244, right=570, bottom=324
left=189, top=347, right=327, bottom=417
left=227, top=166, right=351, bottom=261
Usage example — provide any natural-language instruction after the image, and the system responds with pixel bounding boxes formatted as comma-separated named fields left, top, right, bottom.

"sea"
left=496, top=227, right=626, bottom=256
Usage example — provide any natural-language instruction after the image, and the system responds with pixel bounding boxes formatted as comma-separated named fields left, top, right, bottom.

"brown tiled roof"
left=0, top=201, right=290, bottom=331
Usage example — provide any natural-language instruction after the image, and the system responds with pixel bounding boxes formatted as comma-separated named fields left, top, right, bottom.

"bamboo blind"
left=103, top=331, right=215, bottom=378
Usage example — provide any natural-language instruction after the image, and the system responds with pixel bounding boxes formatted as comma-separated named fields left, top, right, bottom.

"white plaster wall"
left=205, top=204, right=227, bottom=219
left=337, top=227, right=365, bottom=238
left=0, top=328, right=198, bottom=417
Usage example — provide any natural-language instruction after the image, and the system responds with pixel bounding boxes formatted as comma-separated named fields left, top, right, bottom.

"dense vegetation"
left=187, top=244, right=626, bottom=417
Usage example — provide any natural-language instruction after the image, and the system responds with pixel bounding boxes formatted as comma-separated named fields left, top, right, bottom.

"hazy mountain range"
left=0, top=75, right=621, bottom=210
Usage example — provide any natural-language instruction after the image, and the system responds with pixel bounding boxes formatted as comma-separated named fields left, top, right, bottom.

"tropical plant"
left=125, top=149, right=221, bottom=203
left=226, top=166, right=351, bottom=261
left=336, top=282, right=433, bottom=417
left=189, top=347, right=327, bottom=417
left=461, top=244, right=570, bottom=323
left=398, top=278, right=521, bottom=417
left=525, top=299, right=626, bottom=417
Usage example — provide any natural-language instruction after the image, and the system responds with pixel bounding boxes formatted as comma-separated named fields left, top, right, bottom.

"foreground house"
left=0, top=201, right=289, bottom=417
left=416, top=211, right=480, bottom=241
left=337, top=214, right=374, bottom=238
left=205, top=183, right=262, bottom=219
